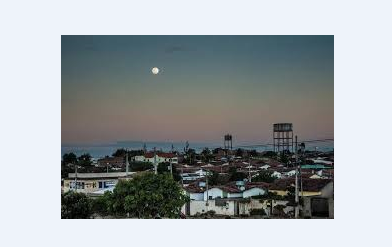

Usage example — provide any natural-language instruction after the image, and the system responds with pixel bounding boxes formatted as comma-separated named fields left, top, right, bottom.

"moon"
left=152, top=67, right=159, bottom=75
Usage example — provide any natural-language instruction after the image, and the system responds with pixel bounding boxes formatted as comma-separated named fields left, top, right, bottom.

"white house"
left=203, top=186, right=243, bottom=201
left=259, top=164, right=270, bottom=170
left=272, top=171, right=282, bottom=179
left=133, top=152, right=178, bottom=164
left=285, top=170, right=296, bottom=177
left=243, top=187, right=267, bottom=198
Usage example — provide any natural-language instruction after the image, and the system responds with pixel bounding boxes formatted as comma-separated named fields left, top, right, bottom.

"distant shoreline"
left=61, top=141, right=333, bottom=159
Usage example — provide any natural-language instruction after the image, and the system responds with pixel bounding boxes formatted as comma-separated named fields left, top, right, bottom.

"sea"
left=61, top=140, right=334, bottom=159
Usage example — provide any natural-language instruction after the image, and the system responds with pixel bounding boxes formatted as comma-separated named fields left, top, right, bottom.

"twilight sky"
left=62, top=35, right=333, bottom=145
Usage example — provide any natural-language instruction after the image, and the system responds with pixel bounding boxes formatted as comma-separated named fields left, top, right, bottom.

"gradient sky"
left=62, top=35, right=333, bottom=145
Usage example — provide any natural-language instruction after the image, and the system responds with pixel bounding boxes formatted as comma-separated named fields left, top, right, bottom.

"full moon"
left=152, top=67, right=159, bottom=75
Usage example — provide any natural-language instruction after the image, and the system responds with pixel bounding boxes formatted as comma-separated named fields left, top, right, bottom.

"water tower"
left=273, top=123, right=293, bottom=153
left=224, top=134, right=233, bottom=152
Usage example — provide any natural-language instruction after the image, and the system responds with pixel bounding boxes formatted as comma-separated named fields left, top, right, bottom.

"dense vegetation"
left=61, top=173, right=188, bottom=219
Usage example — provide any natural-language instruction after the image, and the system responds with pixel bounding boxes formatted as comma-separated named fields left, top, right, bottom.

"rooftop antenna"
left=143, top=143, right=147, bottom=154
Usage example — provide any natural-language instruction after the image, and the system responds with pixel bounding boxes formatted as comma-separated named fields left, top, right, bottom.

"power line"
left=233, top=138, right=334, bottom=149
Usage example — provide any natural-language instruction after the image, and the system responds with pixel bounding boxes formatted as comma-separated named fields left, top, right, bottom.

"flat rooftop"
left=68, top=172, right=136, bottom=179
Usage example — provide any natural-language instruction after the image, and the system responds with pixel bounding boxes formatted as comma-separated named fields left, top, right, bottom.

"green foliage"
left=62, top=153, right=78, bottom=165
left=279, top=153, right=289, bottom=164
left=201, top=148, right=214, bottom=162
left=184, top=148, right=197, bottom=165
left=228, top=167, right=247, bottom=181
left=130, top=161, right=154, bottom=172
left=61, top=191, right=92, bottom=219
left=112, top=149, right=144, bottom=157
left=157, top=162, right=181, bottom=182
left=107, top=173, right=189, bottom=218
left=112, top=148, right=127, bottom=157
left=252, top=170, right=277, bottom=183
left=78, top=153, right=92, bottom=167
left=252, top=191, right=284, bottom=201
left=208, top=171, right=220, bottom=186
left=262, top=151, right=277, bottom=158
left=235, top=148, right=244, bottom=157
left=273, top=204, right=286, bottom=215
left=249, top=150, right=258, bottom=157
left=250, top=208, right=267, bottom=216
left=90, top=191, right=112, bottom=216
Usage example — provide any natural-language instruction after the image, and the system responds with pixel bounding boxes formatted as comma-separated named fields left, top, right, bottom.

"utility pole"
left=74, top=163, right=78, bottom=192
left=299, top=143, right=304, bottom=199
left=295, top=135, right=299, bottom=218
left=154, top=147, right=157, bottom=175
left=205, top=168, right=209, bottom=209
left=125, top=148, right=129, bottom=176
left=248, top=155, right=252, bottom=182
left=170, top=145, right=173, bottom=176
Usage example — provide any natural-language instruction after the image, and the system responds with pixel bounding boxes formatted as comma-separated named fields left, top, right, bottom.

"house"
left=272, top=171, right=282, bottom=179
left=269, top=178, right=333, bottom=197
left=63, top=171, right=135, bottom=194
left=242, top=182, right=268, bottom=198
left=285, top=170, right=296, bottom=177
left=259, top=164, right=270, bottom=170
left=302, top=179, right=334, bottom=218
left=134, top=152, right=178, bottom=164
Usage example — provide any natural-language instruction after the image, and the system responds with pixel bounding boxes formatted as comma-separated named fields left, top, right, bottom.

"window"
left=99, top=182, right=103, bottom=188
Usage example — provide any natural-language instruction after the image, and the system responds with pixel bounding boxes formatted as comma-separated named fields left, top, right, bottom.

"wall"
left=182, top=199, right=294, bottom=217
left=189, top=192, right=204, bottom=201
left=227, top=192, right=243, bottom=198
left=204, top=188, right=224, bottom=201
left=183, top=200, right=236, bottom=216
left=243, top=188, right=266, bottom=198
left=63, top=179, right=118, bottom=193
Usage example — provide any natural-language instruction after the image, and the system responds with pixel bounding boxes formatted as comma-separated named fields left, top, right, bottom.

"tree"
left=90, top=191, right=112, bottom=216
left=61, top=153, right=77, bottom=178
left=262, top=151, right=277, bottom=158
left=157, top=162, right=170, bottom=174
left=208, top=171, right=220, bottom=186
left=130, top=161, right=154, bottom=172
left=228, top=167, right=247, bottom=181
left=78, top=153, right=92, bottom=167
left=184, top=148, right=196, bottom=165
left=252, top=170, right=277, bottom=183
left=249, top=150, right=258, bottom=157
left=62, top=152, right=78, bottom=165
left=61, top=191, right=92, bottom=219
left=280, top=152, right=289, bottom=164
left=112, top=148, right=127, bottom=157
left=107, top=173, right=189, bottom=218
left=201, top=148, right=213, bottom=162
left=235, top=148, right=244, bottom=157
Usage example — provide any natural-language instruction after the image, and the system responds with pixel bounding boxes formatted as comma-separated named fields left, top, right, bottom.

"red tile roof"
left=144, top=152, right=176, bottom=158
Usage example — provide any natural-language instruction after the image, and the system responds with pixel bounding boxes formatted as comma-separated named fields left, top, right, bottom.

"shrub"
left=61, top=191, right=92, bottom=219
left=249, top=208, right=267, bottom=216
